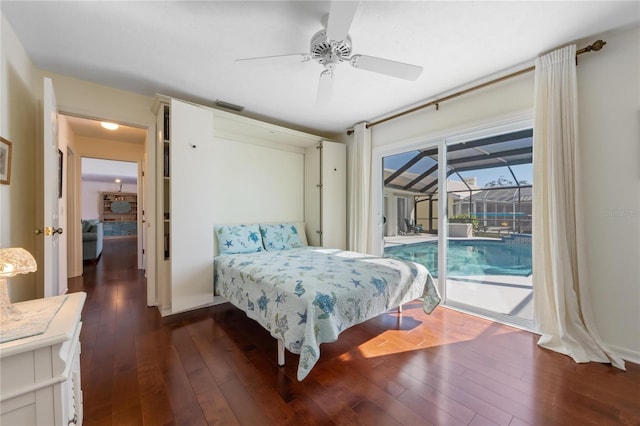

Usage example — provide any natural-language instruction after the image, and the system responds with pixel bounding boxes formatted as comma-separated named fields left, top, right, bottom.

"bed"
left=214, top=223, right=441, bottom=381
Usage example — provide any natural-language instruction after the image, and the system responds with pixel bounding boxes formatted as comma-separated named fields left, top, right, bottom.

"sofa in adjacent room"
left=82, top=219, right=103, bottom=261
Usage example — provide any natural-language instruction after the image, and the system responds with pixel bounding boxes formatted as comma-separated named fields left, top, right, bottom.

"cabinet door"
left=304, top=144, right=321, bottom=247
left=170, top=99, right=215, bottom=312
left=320, top=141, right=346, bottom=250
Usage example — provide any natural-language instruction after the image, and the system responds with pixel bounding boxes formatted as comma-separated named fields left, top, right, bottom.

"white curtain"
left=347, top=122, right=371, bottom=253
left=533, top=45, right=624, bottom=369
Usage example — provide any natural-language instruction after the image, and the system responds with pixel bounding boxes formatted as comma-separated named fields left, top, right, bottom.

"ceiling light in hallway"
left=100, top=122, right=119, bottom=130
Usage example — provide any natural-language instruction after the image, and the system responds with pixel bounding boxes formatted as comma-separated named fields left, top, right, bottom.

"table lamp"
left=0, top=247, right=37, bottom=322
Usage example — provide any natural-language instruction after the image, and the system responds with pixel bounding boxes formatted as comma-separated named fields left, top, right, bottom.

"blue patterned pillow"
left=215, top=224, right=264, bottom=254
left=259, top=223, right=303, bottom=251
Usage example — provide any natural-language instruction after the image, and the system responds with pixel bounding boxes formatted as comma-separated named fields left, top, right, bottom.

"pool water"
left=384, top=239, right=532, bottom=278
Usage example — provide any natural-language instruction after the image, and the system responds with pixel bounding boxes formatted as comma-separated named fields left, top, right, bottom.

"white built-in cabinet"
left=0, top=292, right=86, bottom=425
left=154, top=97, right=216, bottom=314
left=152, top=95, right=346, bottom=316
left=304, top=141, right=347, bottom=249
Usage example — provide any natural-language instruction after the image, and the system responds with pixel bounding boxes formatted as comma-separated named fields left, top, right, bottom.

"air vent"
left=215, top=99, right=244, bottom=112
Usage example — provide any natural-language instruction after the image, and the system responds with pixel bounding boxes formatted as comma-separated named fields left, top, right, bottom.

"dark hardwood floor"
left=68, top=238, right=640, bottom=426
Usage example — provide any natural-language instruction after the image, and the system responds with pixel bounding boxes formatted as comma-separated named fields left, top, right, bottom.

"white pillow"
left=215, top=224, right=264, bottom=254
left=259, top=223, right=303, bottom=250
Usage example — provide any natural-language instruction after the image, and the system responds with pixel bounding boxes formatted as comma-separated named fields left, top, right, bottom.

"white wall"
left=211, top=137, right=305, bottom=228
left=81, top=180, right=137, bottom=219
left=367, top=26, right=640, bottom=361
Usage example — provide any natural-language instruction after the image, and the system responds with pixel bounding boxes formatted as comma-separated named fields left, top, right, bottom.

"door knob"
left=44, top=226, right=64, bottom=236
left=34, top=228, right=43, bottom=235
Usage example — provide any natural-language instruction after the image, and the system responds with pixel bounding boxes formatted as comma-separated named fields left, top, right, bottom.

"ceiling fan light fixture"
left=100, top=121, right=119, bottom=131
left=234, top=1, right=423, bottom=105
left=310, top=29, right=352, bottom=65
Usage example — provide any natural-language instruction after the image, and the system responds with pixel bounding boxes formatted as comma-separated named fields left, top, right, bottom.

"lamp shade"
left=0, top=248, right=37, bottom=277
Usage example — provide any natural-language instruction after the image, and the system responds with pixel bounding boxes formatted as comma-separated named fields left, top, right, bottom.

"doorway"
left=81, top=157, right=139, bottom=269
left=59, top=114, right=147, bottom=277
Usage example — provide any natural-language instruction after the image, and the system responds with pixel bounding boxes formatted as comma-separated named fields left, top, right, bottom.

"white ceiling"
left=81, top=157, right=138, bottom=184
left=2, top=1, right=638, bottom=136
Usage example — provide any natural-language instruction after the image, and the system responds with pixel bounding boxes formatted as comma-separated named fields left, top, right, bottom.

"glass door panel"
left=444, top=130, right=533, bottom=328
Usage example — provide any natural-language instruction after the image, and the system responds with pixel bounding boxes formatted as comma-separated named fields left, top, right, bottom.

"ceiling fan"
left=235, top=1, right=423, bottom=105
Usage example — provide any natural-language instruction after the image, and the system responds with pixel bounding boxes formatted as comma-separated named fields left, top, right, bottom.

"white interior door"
left=42, top=77, right=62, bottom=297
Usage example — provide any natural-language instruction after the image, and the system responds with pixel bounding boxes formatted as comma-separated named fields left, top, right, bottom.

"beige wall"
left=1, top=14, right=39, bottom=301
left=575, top=26, right=639, bottom=362
left=370, top=26, right=640, bottom=362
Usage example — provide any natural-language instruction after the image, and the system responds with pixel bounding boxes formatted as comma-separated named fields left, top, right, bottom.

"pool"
left=384, top=238, right=532, bottom=277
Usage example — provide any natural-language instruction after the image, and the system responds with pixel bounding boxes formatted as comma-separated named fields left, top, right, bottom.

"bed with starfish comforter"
left=214, top=246, right=440, bottom=380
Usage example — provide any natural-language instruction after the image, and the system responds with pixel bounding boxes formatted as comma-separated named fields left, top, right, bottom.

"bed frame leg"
left=277, top=339, right=285, bottom=367
left=397, top=305, right=403, bottom=314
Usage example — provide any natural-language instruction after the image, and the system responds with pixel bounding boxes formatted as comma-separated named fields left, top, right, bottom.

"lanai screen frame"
left=383, top=128, right=533, bottom=232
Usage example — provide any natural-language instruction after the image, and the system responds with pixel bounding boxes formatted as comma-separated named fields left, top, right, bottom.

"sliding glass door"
left=381, top=123, right=534, bottom=330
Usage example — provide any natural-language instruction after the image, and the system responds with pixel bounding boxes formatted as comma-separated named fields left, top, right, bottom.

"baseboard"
left=608, top=343, right=640, bottom=366
left=159, top=295, right=228, bottom=317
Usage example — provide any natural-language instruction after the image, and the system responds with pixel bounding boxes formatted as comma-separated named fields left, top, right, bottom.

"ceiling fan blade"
left=235, top=53, right=311, bottom=63
left=326, top=1, right=359, bottom=41
left=316, top=70, right=334, bottom=106
left=350, top=54, right=423, bottom=81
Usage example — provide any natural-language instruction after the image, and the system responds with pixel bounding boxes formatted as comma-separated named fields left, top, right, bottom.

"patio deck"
left=384, top=233, right=438, bottom=247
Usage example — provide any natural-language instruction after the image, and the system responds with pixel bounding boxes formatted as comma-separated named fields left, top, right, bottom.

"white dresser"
left=0, top=292, right=86, bottom=425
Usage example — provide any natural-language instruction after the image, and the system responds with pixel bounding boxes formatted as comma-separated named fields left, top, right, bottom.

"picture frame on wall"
left=0, top=137, right=13, bottom=185
left=58, top=149, right=63, bottom=198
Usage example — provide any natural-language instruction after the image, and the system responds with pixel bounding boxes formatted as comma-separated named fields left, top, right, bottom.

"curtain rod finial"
left=583, top=40, right=606, bottom=53
left=592, top=40, right=606, bottom=51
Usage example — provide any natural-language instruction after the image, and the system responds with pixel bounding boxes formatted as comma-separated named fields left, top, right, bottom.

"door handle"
left=44, top=226, right=63, bottom=236
left=34, top=228, right=43, bottom=235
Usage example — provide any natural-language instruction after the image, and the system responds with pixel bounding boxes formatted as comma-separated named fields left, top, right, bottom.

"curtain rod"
left=346, top=39, right=606, bottom=135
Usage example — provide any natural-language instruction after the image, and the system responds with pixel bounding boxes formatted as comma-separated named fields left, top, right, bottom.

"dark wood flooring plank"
left=160, top=345, right=208, bottom=426
left=390, top=362, right=514, bottom=426
left=188, top=367, right=240, bottom=425
left=217, top=378, right=275, bottom=426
